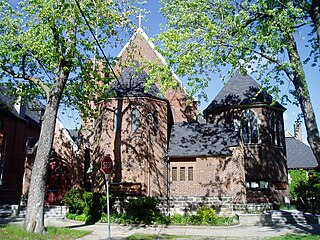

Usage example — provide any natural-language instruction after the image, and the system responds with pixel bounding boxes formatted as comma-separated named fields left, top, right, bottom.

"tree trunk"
left=311, top=0, right=320, bottom=47
left=286, top=32, right=320, bottom=166
left=24, top=65, right=69, bottom=233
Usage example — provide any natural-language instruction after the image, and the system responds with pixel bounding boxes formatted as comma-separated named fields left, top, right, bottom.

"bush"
left=102, top=196, right=165, bottom=225
left=126, top=196, right=161, bottom=224
left=62, top=188, right=85, bottom=215
left=63, top=188, right=106, bottom=222
left=195, top=207, right=217, bottom=224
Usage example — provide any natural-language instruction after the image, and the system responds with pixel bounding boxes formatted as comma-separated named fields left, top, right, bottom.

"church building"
left=83, top=27, right=288, bottom=214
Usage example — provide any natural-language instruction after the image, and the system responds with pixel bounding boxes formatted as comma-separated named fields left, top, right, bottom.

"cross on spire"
left=137, top=12, right=144, bottom=28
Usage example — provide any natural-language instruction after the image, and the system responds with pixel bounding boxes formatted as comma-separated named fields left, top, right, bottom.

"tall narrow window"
left=172, top=167, right=177, bottom=181
left=188, top=167, right=193, bottom=181
left=241, top=109, right=259, bottom=144
left=0, top=119, right=5, bottom=186
left=153, top=110, right=158, bottom=135
left=272, top=114, right=283, bottom=147
left=131, top=108, right=139, bottom=133
left=114, top=108, right=121, bottom=132
left=180, top=167, right=185, bottom=181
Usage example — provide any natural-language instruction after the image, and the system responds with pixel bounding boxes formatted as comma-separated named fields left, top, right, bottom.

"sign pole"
left=105, top=174, right=111, bottom=240
left=101, top=155, right=113, bottom=240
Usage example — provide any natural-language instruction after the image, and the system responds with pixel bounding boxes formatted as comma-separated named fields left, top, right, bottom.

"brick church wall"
left=169, top=147, right=247, bottom=203
left=116, top=31, right=197, bottom=123
left=89, top=96, right=169, bottom=197
left=206, top=106, right=288, bottom=204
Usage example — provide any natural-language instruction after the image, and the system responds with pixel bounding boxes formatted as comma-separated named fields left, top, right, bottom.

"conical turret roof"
left=203, top=70, right=285, bottom=116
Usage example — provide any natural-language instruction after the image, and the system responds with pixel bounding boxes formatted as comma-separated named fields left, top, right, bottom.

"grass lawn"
left=127, top=233, right=320, bottom=240
left=0, top=224, right=91, bottom=240
left=127, top=233, right=192, bottom=240
left=267, top=234, right=320, bottom=240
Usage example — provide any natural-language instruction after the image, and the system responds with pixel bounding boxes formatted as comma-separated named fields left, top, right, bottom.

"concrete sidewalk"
left=1, top=217, right=320, bottom=239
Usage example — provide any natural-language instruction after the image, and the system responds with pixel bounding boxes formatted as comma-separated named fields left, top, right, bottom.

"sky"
left=59, top=1, right=319, bottom=143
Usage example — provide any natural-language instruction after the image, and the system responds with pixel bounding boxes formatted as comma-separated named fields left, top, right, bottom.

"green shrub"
left=66, top=213, right=91, bottom=222
left=62, top=188, right=85, bottom=214
left=195, top=207, right=217, bottom=224
left=126, top=196, right=162, bottom=224
left=63, top=188, right=107, bottom=222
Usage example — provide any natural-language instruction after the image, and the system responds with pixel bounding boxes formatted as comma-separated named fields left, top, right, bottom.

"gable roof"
left=117, top=27, right=187, bottom=94
left=286, top=137, right=319, bottom=169
left=109, top=65, right=165, bottom=100
left=203, top=70, right=285, bottom=116
left=168, top=122, right=239, bottom=158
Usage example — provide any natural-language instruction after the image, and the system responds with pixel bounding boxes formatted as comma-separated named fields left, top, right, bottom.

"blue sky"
left=60, top=1, right=319, bottom=143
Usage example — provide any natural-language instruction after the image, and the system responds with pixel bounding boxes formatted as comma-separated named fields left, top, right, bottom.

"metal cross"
left=137, top=12, right=144, bottom=28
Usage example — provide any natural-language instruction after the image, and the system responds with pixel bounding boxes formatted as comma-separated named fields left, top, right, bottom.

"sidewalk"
left=1, top=217, right=320, bottom=239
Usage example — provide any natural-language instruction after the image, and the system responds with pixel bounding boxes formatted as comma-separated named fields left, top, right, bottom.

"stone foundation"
left=159, top=196, right=273, bottom=216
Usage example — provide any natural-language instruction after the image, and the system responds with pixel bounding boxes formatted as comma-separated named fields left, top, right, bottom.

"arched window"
left=131, top=108, right=139, bottom=133
left=272, top=114, right=283, bottom=146
left=241, top=109, right=259, bottom=144
left=114, top=108, right=121, bottom=132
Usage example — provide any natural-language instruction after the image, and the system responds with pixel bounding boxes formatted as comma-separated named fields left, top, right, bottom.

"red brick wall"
left=169, top=148, right=246, bottom=203
left=206, top=106, right=288, bottom=204
left=89, top=96, right=169, bottom=197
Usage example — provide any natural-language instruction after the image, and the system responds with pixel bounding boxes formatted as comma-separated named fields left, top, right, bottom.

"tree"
left=156, top=0, right=320, bottom=166
left=0, top=0, right=139, bottom=233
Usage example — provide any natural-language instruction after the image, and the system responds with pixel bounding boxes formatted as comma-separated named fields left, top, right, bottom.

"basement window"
left=246, top=180, right=269, bottom=190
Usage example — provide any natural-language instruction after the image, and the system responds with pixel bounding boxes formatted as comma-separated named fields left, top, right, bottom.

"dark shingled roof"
left=0, top=85, right=44, bottom=125
left=286, top=137, right=319, bottom=169
left=203, top=70, right=285, bottom=116
left=109, top=66, right=165, bottom=100
left=168, top=122, right=239, bottom=158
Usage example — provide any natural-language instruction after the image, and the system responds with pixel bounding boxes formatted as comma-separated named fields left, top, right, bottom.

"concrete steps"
left=0, top=204, right=12, bottom=217
left=0, top=205, right=67, bottom=220
left=271, top=210, right=307, bottom=224
left=18, top=205, right=68, bottom=219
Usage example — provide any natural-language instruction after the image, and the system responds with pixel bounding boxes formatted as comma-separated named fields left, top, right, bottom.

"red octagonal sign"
left=101, top=155, right=113, bottom=175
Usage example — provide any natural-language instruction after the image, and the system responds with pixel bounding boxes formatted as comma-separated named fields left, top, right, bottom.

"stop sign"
left=101, top=155, right=113, bottom=175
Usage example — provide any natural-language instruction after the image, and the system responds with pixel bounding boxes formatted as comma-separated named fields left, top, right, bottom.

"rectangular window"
left=180, top=167, right=185, bottom=181
left=188, top=167, right=193, bottom=181
left=250, top=181, right=259, bottom=189
left=259, top=181, right=269, bottom=189
left=172, top=167, right=177, bottom=181
left=246, top=180, right=270, bottom=190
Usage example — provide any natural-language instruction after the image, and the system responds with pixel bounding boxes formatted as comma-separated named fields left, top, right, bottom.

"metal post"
left=105, top=174, right=111, bottom=240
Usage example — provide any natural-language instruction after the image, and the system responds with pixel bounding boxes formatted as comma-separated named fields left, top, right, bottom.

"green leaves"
left=157, top=0, right=316, bottom=102
left=0, top=0, right=142, bottom=115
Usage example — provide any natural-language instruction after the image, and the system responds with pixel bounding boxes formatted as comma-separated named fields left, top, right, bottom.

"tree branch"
left=2, top=66, right=50, bottom=98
